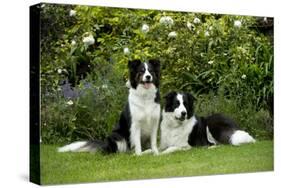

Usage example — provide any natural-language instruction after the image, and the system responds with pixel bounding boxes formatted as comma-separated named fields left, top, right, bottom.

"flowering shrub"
left=40, top=4, right=273, bottom=143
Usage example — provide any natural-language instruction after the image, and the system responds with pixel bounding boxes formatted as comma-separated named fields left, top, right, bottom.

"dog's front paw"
left=134, top=149, right=142, bottom=156
left=152, top=148, right=159, bottom=156
left=141, top=149, right=152, bottom=155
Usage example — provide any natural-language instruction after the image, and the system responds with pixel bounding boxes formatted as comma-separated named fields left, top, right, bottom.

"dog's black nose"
left=145, top=75, right=151, bottom=80
left=181, top=111, right=187, bottom=117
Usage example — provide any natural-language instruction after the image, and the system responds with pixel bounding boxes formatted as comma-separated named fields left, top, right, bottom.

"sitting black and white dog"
left=58, top=59, right=161, bottom=155
left=160, top=91, right=255, bottom=154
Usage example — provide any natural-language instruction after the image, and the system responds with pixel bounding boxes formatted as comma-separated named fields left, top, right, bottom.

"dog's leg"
left=131, top=124, right=142, bottom=156
left=150, top=123, right=159, bottom=155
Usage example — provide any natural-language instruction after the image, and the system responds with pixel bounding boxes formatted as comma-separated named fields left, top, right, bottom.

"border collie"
left=58, top=59, right=161, bottom=156
left=160, top=91, right=255, bottom=154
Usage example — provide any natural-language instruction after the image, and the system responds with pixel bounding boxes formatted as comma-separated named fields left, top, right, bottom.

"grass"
left=40, top=140, right=273, bottom=185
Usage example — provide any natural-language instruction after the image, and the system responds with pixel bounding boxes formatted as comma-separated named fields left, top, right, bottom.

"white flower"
left=160, top=16, right=174, bottom=26
left=208, top=60, right=214, bottom=65
left=141, top=24, right=149, bottom=33
left=168, top=31, right=177, bottom=38
left=234, top=20, right=242, bottom=28
left=82, top=35, right=95, bottom=46
left=187, top=22, right=193, bottom=30
left=69, top=10, right=76, bottom=17
left=241, top=74, right=247, bottom=79
left=71, top=40, right=76, bottom=46
left=123, top=47, right=130, bottom=54
left=101, top=84, right=108, bottom=89
left=263, top=17, right=268, bottom=23
left=57, top=69, right=62, bottom=74
left=209, top=26, right=213, bottom=31
left=41, top=4, right=45, bottom=8
left=193, top=17, right=201, bottom=24
left=67, top=100, right=74, bottom=105
left=205, top=31, right=210, bottom=37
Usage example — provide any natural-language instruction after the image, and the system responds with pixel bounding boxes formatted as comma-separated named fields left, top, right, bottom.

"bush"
left=41, top=65, right=127, bottom=144
left=39, top=4, right=273, bottom=144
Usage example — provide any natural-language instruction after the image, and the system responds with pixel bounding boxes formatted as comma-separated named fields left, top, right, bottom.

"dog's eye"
left=183, top=101, right=187, bottom=106
left=175, top=101, right=180, bottom=106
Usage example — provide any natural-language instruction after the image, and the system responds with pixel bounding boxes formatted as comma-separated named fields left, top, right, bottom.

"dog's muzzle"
left=176, top=111, right=187, bottom=121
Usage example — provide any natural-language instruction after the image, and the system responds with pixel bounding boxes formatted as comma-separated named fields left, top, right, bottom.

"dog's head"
left=128, top=59, right=160, bottom=90
left=164, top=91, right=195, bottom=121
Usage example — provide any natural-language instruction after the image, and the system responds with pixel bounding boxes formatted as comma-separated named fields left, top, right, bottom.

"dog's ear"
left=149, top=59, right=160, bottom=87
left=184, top=92, right=196, bottom=118
left=185, top=92, right=196, bottom=102
left=128, top=59, right=141, bottom=70
left=164, top=91, right=177, bottom=112
left=148, top=59, right=160, bottom=72
left=164, top=91, right=177, bottom=101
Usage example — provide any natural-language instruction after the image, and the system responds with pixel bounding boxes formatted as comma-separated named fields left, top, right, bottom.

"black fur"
left=205, top=113, right=239, bottom=144
left=154, top=90, right=161, bottom=104
left=188, top=116, right=212, bottom=146
left=148, top=59, right=160, bottom=88
left=164, top=91, right=178, bottom=112
left=103, top=103, right=131, bottom=153
left=128, top=59, right=142, bottom=89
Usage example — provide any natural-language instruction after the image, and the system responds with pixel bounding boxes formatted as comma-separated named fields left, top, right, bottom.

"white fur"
left=129, top=84, right=160, bottom=155
left=206, top=126, right=217, bottom=145
left=160, top=113, right=197, bottom=154
left=57, top=141, right=87, bottom=152
left=116, top=139, right=127, bottom=152
left=230, top=130, right=256, bottom=146
left=125, top=80, right=131, bottom=88
left=160, top=146, right=191, bottom=155
left=143, top=63, right=153, bottom=82
left=174, top=94, right=187, bottom=119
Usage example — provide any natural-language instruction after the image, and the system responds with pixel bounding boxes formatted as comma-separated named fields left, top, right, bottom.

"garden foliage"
left=40, top=4, right=273, bottom=144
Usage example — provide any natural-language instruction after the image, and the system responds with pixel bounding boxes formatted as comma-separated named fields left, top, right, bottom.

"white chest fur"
left=129, top=86, right=160, bottom=136
left=160, top=113, right=197, bottom=150
left=128, top=85, right=160, bottom=155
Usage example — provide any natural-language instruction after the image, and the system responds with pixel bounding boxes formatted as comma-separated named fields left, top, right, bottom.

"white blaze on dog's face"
left=164, top=91, right=195, bottom=121
left=142, top=63, right=153, bottom=89
left=174, top=94, right=187, bottom=120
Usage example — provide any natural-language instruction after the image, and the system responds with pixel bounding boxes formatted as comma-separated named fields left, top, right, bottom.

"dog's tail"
left=57, top=140, right=106, bottom=153
left=57, top=136, right=128, bottom=153
left=230, top=130, right=256, bottom=146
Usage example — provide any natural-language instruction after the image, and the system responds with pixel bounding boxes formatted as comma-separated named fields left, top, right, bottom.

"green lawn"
left=40, top=140, right=273, bottom=185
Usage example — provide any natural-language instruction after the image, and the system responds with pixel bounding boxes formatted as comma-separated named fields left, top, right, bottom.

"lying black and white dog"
left=58, top=59, right=161, bottom=155
left=160, top=91, right=255, bottom=154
